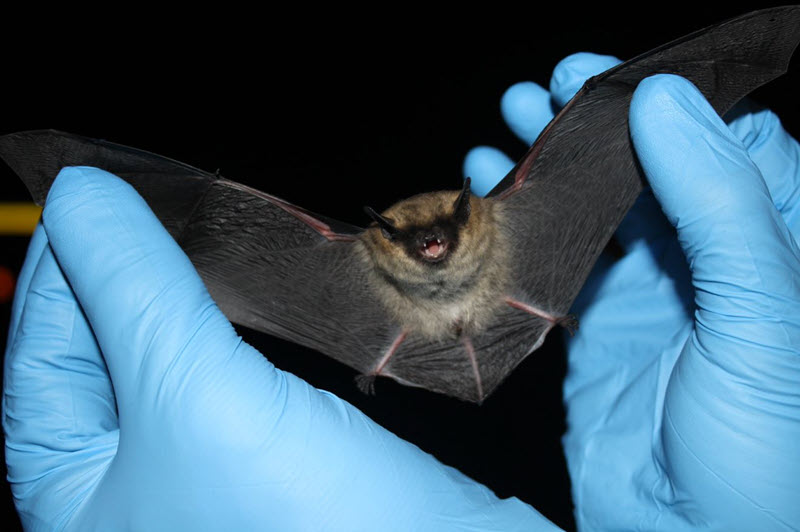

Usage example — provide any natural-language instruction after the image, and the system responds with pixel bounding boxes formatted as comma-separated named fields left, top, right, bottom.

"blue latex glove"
left=465, top=53, right=800, bottom=530
left=3, top=168, right=561, bottom=530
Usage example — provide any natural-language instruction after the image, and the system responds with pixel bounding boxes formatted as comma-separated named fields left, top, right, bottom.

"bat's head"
left=361, top=178, right=506, bottom=300
left=360, top=178, right=510, bottom=339
left=363, top=178, right=473, bottom=266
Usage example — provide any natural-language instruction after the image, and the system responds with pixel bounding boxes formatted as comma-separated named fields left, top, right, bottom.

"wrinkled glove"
left=3, top=167, right=559, bottom=530
left=465, top=53, right=800, bottom=531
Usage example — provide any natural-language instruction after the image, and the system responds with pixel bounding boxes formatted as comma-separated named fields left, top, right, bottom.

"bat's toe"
left=354, top=373, right=377, bottom=395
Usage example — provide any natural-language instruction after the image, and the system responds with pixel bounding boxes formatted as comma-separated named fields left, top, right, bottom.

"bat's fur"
left=360, top=190, right=510, bottom=340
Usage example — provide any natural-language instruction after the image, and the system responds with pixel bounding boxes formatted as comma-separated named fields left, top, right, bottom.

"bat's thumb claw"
left=355, top=374, right=377, bottom=395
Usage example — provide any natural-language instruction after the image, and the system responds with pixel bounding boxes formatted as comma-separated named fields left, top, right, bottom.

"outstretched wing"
left=0, top=130, right=400, bottom=387
left=486, top=7, right=800, bottom=340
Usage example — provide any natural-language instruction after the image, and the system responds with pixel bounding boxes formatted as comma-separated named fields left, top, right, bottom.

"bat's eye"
left=419, top=237, right=449, bottom=262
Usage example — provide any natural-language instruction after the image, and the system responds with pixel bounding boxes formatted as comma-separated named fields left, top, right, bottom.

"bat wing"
left=0, top=130, right=403, bottom=383
left=470, top=6, right=800, bottom=375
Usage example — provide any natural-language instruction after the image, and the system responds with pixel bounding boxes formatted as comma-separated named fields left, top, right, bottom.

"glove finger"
left=5, top=223, right=48, bottom=353
left=726, top=104, right=800, bottom=235
left=549, top=52, right=621, bottom=107
left=630, top=74, right=800, bottom=347
left=4, top=244, right=117, bottom=521
left=500, top=81, right=554, bottom=145
left=463, top=146, right=515, bottom=197
left=41, top=167, right=248, bottom=411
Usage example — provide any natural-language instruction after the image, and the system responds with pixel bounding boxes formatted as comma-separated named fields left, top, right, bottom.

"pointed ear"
left=364, top=206, right=400, bottom=240
left=452, top=177, right=472, bottom=225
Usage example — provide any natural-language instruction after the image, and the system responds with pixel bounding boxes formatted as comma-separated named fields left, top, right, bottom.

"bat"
left=1, top=7, right=798, bottom=403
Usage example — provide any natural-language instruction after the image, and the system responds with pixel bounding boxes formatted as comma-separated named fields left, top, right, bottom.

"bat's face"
left=366, top=180, right=469, bottom=262
left=360, top=181, right=511, bottom=339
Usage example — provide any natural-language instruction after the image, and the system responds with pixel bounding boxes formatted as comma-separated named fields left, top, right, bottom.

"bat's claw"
left=557, top=314, right=579, bottom=336
left=355, top=374, right=377, bottom=395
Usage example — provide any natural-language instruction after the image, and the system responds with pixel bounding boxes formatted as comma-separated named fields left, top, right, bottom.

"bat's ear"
left=364, top=206, right=400, bottom=240
left=453, top=177, right=472, bottom=226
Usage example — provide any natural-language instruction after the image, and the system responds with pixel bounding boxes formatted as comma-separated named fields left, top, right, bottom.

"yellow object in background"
left=0, top=203, right=41, bottom=235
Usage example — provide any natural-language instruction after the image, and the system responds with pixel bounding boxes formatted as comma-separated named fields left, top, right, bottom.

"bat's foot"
left=355, top=374, right=377, bottom=395
left=356, top=330, right=408, bottom=397
left=557, top=314, right=579, bottom=336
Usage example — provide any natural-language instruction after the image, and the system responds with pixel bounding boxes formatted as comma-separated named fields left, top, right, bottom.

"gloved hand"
left=465, top=53, right=800, bottom=530
left=3, top=167, right=560, bottom=530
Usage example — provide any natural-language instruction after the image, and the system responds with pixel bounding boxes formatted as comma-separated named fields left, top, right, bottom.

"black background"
left=1, top=6, right=797, bottom=530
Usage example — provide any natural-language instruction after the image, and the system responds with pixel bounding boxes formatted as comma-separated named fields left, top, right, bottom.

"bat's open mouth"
left=420, top=237, right=448, bottom=261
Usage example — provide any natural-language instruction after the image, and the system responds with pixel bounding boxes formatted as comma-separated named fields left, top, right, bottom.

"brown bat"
left=1, top=7, right=798, bottom=402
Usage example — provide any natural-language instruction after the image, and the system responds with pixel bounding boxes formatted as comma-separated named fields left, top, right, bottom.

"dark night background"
left=1, top=6, right=797, bottom=530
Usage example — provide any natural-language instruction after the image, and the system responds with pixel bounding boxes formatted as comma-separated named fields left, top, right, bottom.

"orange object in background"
left=0, top=202, right=41, bottom=236
left=0, top=203, right=38, bottom=303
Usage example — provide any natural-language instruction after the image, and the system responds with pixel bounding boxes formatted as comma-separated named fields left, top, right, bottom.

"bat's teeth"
left=423, top=238, right=446, bottom=258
